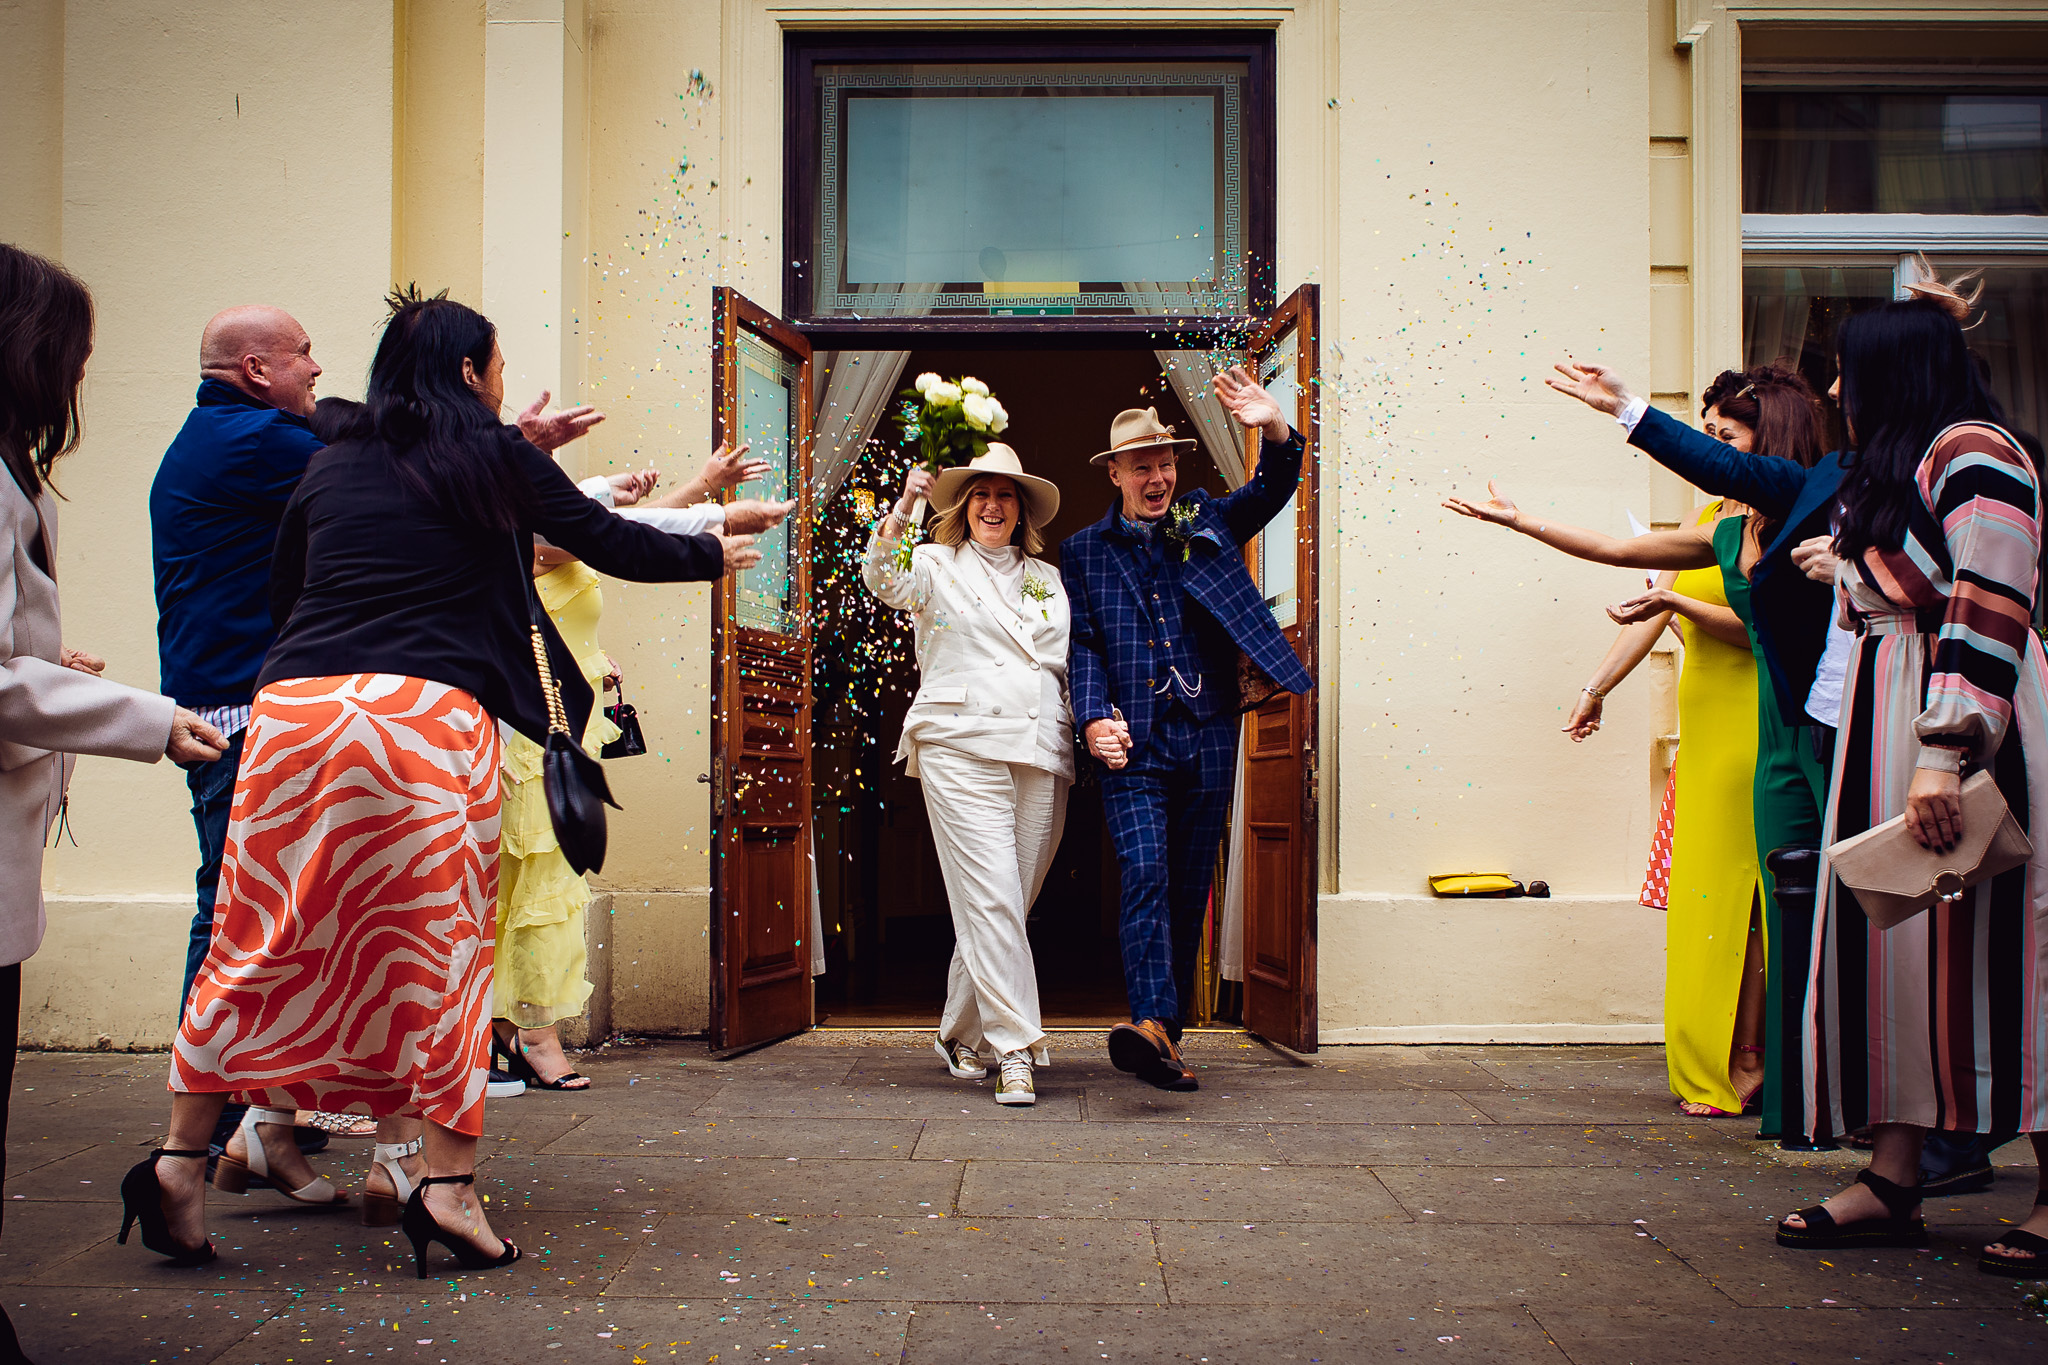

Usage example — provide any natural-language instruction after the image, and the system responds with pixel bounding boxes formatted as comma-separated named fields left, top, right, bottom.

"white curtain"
left=809, top=830, right=827, bottom=978
left=811, top=350, right=914, bottom=508
left=1154, top=349, right=1248, bottom=489
left=1219, top=737, right=1247, bottom=982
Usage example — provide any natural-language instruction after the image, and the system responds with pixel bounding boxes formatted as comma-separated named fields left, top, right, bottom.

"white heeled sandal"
left=362, top=1135, right=423, bottom=1227
left=211, top=1107, right=347, bottom=1206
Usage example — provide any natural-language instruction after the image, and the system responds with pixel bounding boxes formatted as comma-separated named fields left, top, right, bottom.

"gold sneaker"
left=995, top=1050, right=1036, bottom=1106
left=934, top=1035, right=987, bottom=1079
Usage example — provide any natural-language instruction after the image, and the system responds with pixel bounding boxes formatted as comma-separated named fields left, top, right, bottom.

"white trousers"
left=916, top=745, right=1069, bottom=1057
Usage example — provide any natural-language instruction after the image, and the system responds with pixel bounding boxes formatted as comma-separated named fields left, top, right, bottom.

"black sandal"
left=1776, top=1168, right=1927, bottom=1249
left=1980, top=1193, right=2048, bottom=1277
left=492, top=1031, right=590, bottom=1092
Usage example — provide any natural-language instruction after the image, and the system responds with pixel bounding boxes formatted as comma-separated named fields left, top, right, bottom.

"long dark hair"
left=361, top=287, right=532, bottom=531
left=0, top=244, right=95, bottom=495
left=1832, top=296, right=2002, bottom=559
left=309, top=395, right=362, bottom=445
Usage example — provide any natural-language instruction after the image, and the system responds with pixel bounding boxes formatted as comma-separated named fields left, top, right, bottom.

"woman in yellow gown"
left=1444, top=490, right=1769, bottom=1115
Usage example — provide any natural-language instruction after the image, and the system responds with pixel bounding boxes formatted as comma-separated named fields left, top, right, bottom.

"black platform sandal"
left=1980, top=1193, right=2048, bottom=1277
left=117, top=1149, right=217, bottom=1267
left=400, top=1174, right=521, bottom=1279
left=1775, top=1168, right=1927, bottom=1249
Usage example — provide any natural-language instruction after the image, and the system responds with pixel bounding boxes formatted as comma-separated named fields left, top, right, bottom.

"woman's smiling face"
left=965, top=475, right=1021, bottom=548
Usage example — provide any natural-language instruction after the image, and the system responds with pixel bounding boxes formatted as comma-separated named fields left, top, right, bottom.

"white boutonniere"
left=1160, top=500, right=1200, bottom=561
left=1020, top=573, right=1054, bottom=621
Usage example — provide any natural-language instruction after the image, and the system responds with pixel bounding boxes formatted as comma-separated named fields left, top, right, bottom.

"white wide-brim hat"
left=1091, top=406, right=1197, bottom=466
left=930, top=443, right=1062, bottom=528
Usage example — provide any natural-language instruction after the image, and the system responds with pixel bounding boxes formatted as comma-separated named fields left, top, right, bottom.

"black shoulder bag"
left=517, top=543, right=620, bottom=875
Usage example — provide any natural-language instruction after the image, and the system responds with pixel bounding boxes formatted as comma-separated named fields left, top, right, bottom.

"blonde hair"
left=929, top=472, right=1045, bottom=554
left=1901, top=255, right=1985, bottom=330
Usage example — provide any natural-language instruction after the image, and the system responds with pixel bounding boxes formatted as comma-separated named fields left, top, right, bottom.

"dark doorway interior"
left=810, top=348, right=1226, bottom=1026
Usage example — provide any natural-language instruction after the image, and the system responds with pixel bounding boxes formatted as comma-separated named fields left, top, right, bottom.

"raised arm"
left=511, top=431, right=731, bottom=583
left=1442, top=481, right=1718, bottom=569
left=861, top=468, right=935, bottom=611
left=1546, top=362, right=1808, bottom=517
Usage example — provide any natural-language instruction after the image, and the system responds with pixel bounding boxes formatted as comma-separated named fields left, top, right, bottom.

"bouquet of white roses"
left=886, top=373, right=1010, bottom=565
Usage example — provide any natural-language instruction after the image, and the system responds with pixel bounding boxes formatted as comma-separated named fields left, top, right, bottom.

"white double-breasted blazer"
left=0, top=467, right=178, bottom=966
left=862, top=532, right=1075, bottom=782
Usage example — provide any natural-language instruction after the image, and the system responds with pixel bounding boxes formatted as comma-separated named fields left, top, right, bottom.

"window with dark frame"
left=785, top=31, right=1276, bottom=341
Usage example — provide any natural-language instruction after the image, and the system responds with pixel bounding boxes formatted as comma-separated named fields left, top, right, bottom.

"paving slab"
left=1267, top=1121, right=1754, bottom=1169
left=607, top=1214, right=1169, bottom=1305
left=480, top=1152, right=964, bottom=1217
left=1460, top=1087, right=1719, bottom=1125
left=899, top=1303, right=1567, bottom=1363
left=957, top=1159, right=1409, bottom=1223
left=1155, top=1220, right=1730, bottom=1310
left=690, top=1078, right=1086, bottom=1121
left=1646, top=1220, right=2029, bottom=1310
left=7, top=1285, right=285, bottom=1364
left=543, top=1113, right=927, bottom=1159
left=1081, top=1088, right=1491, bottom=1125
left=1533, top=1304, right=2046, bottom=1363
left=913, top=1119, right=1283, bottom=1165
left=1374, top=1161, right=1852, bottom=1226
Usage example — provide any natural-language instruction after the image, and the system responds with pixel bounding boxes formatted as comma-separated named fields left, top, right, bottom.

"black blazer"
left=263, top=426, right=724, bottom=743
left=1628, top=406, right=1847, bottom=722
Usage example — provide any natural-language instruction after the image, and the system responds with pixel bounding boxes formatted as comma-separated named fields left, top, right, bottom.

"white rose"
left=960, top=376, right=990, bottom=397
left=927, top=382, right=962, bottom=408
left=914, top=372, right=941, bottom=395
left=961, top=393, right=994, bottom=431
left=986, top=399, right=1009, bottom=434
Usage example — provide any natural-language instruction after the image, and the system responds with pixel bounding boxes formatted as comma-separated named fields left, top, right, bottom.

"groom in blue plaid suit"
left=1061, top=367, right=1313, bottom=1091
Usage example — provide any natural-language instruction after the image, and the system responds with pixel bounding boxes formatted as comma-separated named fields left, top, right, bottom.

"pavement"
left=2, top=1032, right=2042, bottom=1364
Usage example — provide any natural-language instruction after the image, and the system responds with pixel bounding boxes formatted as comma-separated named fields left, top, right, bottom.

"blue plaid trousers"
left=1101, top=709, right=1237, bottom=1035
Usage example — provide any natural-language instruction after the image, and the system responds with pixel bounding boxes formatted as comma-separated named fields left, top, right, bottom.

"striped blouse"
left=1850, top=422, right=2041, bottom=764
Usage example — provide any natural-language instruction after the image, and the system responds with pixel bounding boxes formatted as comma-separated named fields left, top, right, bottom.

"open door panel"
left=708, top=286, right=815, bottom=1052
left=1240, top=284, right=1320, bottom=1052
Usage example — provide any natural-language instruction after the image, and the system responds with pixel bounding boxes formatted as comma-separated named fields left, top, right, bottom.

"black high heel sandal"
left=492, top=1029, right=589, bottom=1092
left=1775, top=1168, right=1927, bottom=1249
left=401, top=1174, right=520, bottom=1279
left=1980, top=1193, right=2048, bottom=1277
left=118, top=1149, right=217, bottom=1267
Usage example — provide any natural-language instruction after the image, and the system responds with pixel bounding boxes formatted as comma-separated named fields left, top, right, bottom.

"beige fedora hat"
left=930, top=443, right=1062, bottom=528
left=1091, top=406, right=1197, bottom=466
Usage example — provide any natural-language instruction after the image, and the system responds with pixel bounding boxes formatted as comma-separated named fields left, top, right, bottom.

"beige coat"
left=0, top=469, right=177, bottom=966
left=862, top=532, right=1074, bottom=781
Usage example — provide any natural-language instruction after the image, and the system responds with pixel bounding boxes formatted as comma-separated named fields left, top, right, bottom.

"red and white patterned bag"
left=1639, top=761, right=1676, bottom=911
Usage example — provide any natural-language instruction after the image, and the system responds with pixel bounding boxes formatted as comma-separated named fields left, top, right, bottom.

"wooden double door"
left=706, top=285, right=1322, bottom=1053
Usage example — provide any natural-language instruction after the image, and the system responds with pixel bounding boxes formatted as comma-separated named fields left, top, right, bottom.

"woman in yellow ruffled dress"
left=488, top=443, right=794, bottom=1090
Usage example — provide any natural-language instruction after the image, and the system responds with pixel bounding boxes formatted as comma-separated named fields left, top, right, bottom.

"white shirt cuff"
left=578, top=476, right=617, bottom=507
left=1617, top=396, right=1649, bottom=434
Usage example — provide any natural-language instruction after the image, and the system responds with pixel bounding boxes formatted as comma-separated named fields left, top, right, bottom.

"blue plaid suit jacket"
left=1061, top=429, right=1314, bottom=756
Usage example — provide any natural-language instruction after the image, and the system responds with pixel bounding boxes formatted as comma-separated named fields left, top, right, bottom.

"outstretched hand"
left=698, top=442, right=767, bottom=492
left=1441, top=480, right=1521, bottom=528
left=516, top=391, right=607, bottom=452
left=1563, top=690, right=1603, bottom=742
left=1606, top=589, right=1674, bottom=625
left=725, top=498, right=796, bottom=535
left=1212, top=365, right=1290, bottom=442
left=1545, top=362, right=1634, bottom=417
left=718, top=532, right=762, bottom=573
left=607, top=468, right=661, bottom=507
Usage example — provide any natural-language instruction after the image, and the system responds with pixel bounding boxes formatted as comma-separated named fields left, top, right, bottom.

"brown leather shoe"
left=1107, top=1020, right=1199, bottom=1092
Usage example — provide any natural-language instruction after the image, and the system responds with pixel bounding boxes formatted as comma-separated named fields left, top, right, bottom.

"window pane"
left=1742, top=262, right=2048, bottom=453
left=814, top=63, right=1248, bottom=317
left=1256, top=330, right=1299, bottom=630
left=734, top=332, right=799, bottom=635
left=1744, top=91, right=2048, bottom=214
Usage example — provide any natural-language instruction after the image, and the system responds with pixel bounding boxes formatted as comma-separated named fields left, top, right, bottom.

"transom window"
left=786, top=33, right=1275, bottom=336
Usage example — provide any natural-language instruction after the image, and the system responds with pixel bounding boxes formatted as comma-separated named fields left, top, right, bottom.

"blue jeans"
left=178, top=728, right=245, bottom=1013
left=1100, top=710, right=1237, bottom=1035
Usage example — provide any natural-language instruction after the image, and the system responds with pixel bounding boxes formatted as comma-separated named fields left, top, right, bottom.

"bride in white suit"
left=863, top=445, right=1072, bottom=1106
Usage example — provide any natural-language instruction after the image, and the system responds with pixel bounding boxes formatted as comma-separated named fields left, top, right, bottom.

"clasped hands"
left=1084, top=716, right=1133, bottom=770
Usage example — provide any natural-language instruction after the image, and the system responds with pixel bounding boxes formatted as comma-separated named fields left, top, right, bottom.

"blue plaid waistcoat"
left=1060, top=429, right=1314, bottom=758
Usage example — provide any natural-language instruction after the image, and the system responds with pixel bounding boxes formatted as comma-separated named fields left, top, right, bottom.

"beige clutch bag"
left=1826, top=769, right=2033, bottom=929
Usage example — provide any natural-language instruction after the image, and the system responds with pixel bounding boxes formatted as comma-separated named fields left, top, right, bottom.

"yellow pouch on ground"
left=1428, top=873, right=1522, bottom=897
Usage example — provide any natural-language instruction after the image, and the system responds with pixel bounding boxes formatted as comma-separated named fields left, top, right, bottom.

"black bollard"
left=1765, top=845, right=1836, bottom=1151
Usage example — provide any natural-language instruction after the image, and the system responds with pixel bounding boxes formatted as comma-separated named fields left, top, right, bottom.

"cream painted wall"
left=15, top=1, right=395, bottom=1045
left=22, top=0, right=2044, bottom=1048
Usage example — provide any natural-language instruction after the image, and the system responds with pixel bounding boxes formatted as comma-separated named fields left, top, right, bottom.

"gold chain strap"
left=529, top=625, right=572, bottom=737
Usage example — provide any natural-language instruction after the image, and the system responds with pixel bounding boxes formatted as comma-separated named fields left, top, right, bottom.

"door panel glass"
left=814, top=61, right=1249, bottom=317
left=735, top=331, right=801, bottom=634
left=1256, top=329, right=1300, bottom=629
